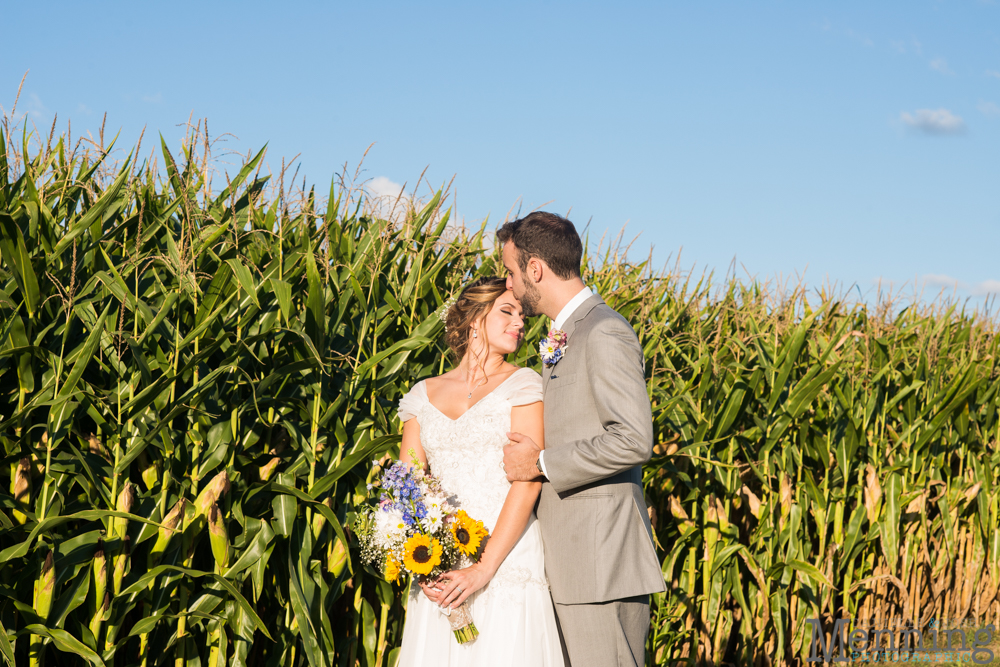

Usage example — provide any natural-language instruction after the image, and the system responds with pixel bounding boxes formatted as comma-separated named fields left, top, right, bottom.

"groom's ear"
left=527, top=256, right=545, bottom=283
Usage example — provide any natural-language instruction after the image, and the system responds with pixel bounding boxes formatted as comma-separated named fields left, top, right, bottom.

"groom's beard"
left=518, top=279, right=541, bottom=318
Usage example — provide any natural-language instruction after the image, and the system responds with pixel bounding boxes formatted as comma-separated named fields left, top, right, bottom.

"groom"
left=500, top=212, right=666, bottom=666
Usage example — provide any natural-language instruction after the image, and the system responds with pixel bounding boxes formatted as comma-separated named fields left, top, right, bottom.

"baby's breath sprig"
left=437, top=294, right=459, bottom=330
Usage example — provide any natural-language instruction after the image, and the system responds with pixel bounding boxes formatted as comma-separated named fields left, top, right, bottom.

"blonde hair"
left=444, top=277, right=509, bottom=363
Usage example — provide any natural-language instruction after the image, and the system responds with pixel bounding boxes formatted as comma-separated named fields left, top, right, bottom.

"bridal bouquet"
left=357, top=457, right=489, bottom=644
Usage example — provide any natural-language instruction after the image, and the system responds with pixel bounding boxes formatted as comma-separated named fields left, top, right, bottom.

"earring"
left=473, top=330, right=478, bottom=338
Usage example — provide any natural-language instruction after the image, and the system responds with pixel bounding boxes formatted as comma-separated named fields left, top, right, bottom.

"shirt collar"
left=552, top=286, right=594, bottom=331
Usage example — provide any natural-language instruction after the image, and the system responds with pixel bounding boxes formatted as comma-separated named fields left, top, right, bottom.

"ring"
left=500, top=461, right=506, bottom=472
left=457, top=587, right=464, bottom=593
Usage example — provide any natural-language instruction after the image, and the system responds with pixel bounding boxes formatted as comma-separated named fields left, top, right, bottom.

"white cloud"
left=988, top=70, right=1000, bottom=80
left=900, top=108, right=966, bottom=135
left=978, top=101, right=1000, bottom=116
left=142, top=93, right=162, bottom=104
left=845, top=29, right=874, bottom=47
left=891, top=37, right=924, bottom=55
left=973, top=280, right=1000, bottom=297
left=365, top=176, right=411, bottom=222
left=363, top=175, right=474, bottom=241
left=930, top=58, right=954, bottom=75
left=368, top=176, right=404, bottom=198
left=921, top=275, right=1000, bottom=297
left=818, top=20, right=872, bottom=47
left=922, top=274, right=962, bottom=290
left=26, top=92, right=47, bottom=119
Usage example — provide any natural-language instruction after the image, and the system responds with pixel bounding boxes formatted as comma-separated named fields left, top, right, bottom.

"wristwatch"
left=535, top=455, right=544, bottom=475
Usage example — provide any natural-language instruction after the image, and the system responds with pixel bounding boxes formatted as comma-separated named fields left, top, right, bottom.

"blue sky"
left=3, top=1, right=998, bottom=302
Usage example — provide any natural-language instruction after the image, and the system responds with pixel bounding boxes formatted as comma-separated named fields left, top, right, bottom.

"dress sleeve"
left=501, top=368, right=544, bottom=407
left=397, top=381, right=427, bottom=423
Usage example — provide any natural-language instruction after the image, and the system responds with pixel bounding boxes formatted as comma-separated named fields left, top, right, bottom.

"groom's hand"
left=503, top=432, right=543, bottom=482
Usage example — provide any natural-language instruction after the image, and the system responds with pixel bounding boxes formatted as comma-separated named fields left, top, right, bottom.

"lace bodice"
left=397, top=367, right=542, bottom=531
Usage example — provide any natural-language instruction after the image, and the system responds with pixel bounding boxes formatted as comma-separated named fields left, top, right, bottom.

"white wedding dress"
left=395, top=367, right=565, bottom=667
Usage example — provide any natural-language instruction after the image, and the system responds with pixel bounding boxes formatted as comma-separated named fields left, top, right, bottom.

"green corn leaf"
left=57, top=301, right=113, bottom=398
left=272, top=473, right=298, bottom=537
left=0, top=511, right=165, bottom=562
left=766, top=311, right=816, bottom=412
left=225, top=519, right=275, bottom=578
left=210, top=146, right=267, bottom=214
left=269, top=278, right=293, bottom=324
left=787, top=559, right=834, bottom=589
left=0, top=616, right=13, bottom=667
left=288, top=545, right=327, bottom=667
left=226, top=258, right=261, bottom=309
left=309, top=434, right=401, bottom=499
left=361, top=597, right=377, bottom=666
left=210, top=574, right=274, bottom=641
left=50, top=566, right=91, bottom=628
left=880, top=472, right=902, bottom=575
left=117, top=564, right=273, bottom=640
left=51, top=156, right=131, bottom=258
left=0, top=213, right=40, bottom=316
left=22, top=624, right=106, bottom=666
left=841, top=503, right=867, bottom=563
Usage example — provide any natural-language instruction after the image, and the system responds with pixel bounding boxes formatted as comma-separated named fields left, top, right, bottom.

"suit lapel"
left=561, top=294, right=604, bottom=342
left=543, top=294, right=604, bottom=393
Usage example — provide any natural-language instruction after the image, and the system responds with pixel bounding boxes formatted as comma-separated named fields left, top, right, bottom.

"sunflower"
left=450, top=510, right=488, bottom=557
left=384, top=555, right=401, bottom=583
left=403, top=534, right=442, bottom=575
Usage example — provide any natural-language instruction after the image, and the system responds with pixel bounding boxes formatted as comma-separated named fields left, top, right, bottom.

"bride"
left=395, top=276, right=565, bottom=666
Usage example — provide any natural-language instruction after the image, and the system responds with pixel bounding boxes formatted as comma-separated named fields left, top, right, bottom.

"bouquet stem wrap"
left=441, top=599, right=478, bottom=644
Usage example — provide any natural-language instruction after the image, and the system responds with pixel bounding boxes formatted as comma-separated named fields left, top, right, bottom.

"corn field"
left=0, top=114, right=998, bottom=666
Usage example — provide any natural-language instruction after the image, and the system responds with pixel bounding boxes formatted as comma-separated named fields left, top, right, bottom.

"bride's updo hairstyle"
left=444, top=276, right=510, bottom=363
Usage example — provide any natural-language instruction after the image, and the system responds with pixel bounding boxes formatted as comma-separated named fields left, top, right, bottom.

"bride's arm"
left=435, top=401, right=544, bottom=610
left=400, top=419, right=428, bottom=469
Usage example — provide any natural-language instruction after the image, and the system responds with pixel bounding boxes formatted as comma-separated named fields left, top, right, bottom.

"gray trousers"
left=553, top=595, right=649, bottom=667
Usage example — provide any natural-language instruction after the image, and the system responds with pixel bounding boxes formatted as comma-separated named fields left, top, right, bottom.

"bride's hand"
left=418, top=578, right=445, bottom=605
left=437, top=563, right=493, bottom=610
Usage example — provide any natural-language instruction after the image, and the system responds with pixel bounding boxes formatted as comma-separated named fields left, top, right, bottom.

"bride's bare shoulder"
left=429, top=370, right=462, bottom=382
left=424, top=370, right=461, bottom=391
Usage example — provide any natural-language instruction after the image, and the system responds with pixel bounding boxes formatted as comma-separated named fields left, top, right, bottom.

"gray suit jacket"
left=537, top=294, right=667, bottom=605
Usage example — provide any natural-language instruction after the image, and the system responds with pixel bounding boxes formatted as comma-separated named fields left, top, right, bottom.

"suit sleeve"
left=542, top=315, right=654, bottom=493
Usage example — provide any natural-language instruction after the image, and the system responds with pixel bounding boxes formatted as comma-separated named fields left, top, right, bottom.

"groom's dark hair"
left=496, top=212, right=582, bottom=280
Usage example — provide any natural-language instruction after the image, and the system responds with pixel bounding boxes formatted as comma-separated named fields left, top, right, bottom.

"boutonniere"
left=539, top=328, right=568, bottom=367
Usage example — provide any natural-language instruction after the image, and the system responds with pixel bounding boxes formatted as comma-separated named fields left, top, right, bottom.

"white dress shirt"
left=551, top=286, right=594, bottom=331
left=537, top=285, right=593, bottom=478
